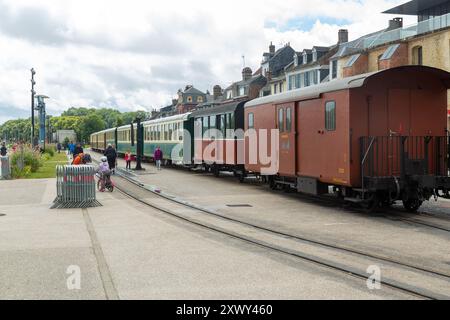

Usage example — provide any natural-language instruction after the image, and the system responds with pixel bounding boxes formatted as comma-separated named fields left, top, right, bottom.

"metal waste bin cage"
left=0, top=156, right=11, bottom=180
left=51, top=165, right=102, bottom=209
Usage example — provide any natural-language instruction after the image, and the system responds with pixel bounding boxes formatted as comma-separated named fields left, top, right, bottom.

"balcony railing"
left=361, top=13, right=450, bottom=50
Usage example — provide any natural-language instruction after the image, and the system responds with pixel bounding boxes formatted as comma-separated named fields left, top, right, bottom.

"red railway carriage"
left=191, top=100, right=246, bottom=177
left=244, top=66, right=450, bottom=211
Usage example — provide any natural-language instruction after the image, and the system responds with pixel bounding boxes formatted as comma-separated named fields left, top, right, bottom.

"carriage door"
left=387, top=89, right=411, bottom=175
left=276, top=103, right=296, bottom=177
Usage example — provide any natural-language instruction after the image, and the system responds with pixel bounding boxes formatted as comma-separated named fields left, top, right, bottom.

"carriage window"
left=209, top=116, right=216, bottom=130
left=220, top=114, right=225, bottom=136
left=248, top=113, right=254, bottom=129
left=168, top=123, right=173, bottom=141
left=286, top=108, right=292, bottom=132
left=278, top=108, right=284, bottom=132
left=229, top=113, right=235, bottom=130
left=203, top=116, right=209, bottom=137
left=325, top=101, right=336, bottom=131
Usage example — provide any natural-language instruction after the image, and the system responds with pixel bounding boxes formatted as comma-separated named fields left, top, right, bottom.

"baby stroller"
left=97, top=170, right=114, bottom=192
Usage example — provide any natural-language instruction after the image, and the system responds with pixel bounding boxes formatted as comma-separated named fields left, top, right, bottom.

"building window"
left=313, top=51, right=317, bottom=62
left=239, top=86, right=246, bottom=96
left=325, top=101, right=336, bottom=131
left=248, top=113, right=254, bottom=129
left=197, top=96, right=203, bottom=103
left=331, top=60, right=338, bottom=79
left=273, top=85, right=277, bottom=94
left=279, top=83, right=283, bottom=93
left=312, top=70, right=318, bottom=85
left=295, top=74, right=301, bottom=89
left=187, top=96, right=193, bottom=103
left=304, top=72, right=310, bottom=87
left=226, top=90, right=233, bottom=99
left=289, top=75, right=295, bottom=90
left=286, top=108, right=292, bottom=132
left=412, top=46, right=423, bottom=65
left=278, top=108, right=284, bottom=132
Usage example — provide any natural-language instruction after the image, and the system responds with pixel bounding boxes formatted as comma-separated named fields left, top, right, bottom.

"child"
left=125, top=150, right=132, bottom=170
left=97, top=157, right=111, bottom=192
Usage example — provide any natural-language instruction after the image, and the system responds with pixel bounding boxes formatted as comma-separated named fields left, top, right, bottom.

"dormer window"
left=239, top=86, right=246, bottom=96
left=312, top=50, right=317, bottom=62
left=294, top=54, right=298, bottom=67
left=226, top=90, right=233, bottom=99
left=303, top=53, right=308, bottom=64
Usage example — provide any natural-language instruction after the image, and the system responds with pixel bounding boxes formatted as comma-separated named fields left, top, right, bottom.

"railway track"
left=106, top=167, right=450, bottom=300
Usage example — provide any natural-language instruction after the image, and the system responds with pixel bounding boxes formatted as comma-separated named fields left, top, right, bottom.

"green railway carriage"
left=116, top=124, right=138, bottom=156
left=142, top=113, right=191, bottom=164
left=92, top=113, right=192, bottom=164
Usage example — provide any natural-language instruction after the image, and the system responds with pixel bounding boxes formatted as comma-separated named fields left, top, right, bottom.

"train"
left=91, top=66, right=450, bottom=212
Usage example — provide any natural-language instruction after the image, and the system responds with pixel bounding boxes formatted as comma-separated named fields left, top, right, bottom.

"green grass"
left=26, top=152, right=69, bottom=179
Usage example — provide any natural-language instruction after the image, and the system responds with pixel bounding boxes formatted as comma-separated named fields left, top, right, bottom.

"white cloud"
left=0, top=0, right=414, bottom=123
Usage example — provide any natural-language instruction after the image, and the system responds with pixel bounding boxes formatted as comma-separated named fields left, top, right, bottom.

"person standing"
left=154, top=146, right=163, bottom=171
left=0, top=142, right=7, bottom=156
left=73, top=143, right=84, bottom=159
left=124, top=150, right=132, bottom=171
left=104, top=144, right=117, bottom=174
left=57, top=143, right=62, bottom=154
left=69, top=141, right=75, bottom=155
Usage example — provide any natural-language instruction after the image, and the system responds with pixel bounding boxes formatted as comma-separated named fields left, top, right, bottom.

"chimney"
left=387, top=17, right=403, bottom=31
left=338, top=29, right=348, bottom=44
left=269, top=42, right=275, bottom=55
left=242, top=67, right=253, bottom=81
left=213, top=85, right=222, bottom=100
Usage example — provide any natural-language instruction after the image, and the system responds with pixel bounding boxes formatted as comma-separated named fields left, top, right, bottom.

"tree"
left=61, top=107, right=95, bottom=117
left=76, top=114, right=106, bottom=143
left=94, top=108, right=122, bottom=128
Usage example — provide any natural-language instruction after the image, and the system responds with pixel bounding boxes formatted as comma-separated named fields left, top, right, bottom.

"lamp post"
left=36, top=95, right=49, bottom=151
left=134, top=116, right=144, bottom=171
left=31, top=68, right=36, bottom=146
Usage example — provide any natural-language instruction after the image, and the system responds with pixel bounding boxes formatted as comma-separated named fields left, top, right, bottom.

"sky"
left=0, top=0, right=415, bottom=125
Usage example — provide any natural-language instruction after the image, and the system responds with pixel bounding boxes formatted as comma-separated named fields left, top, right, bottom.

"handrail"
left=361, top=137, right=376, bottom=197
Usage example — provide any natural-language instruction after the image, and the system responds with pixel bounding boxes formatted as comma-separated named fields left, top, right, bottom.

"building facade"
left=224, top=67, right=267, bottom=101
left=330, top=0, right=450, bottom=128
left=258, top=43, right=296, bottom=96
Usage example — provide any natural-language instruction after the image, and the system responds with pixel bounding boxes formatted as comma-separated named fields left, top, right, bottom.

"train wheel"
left=212, top=165, right=220, bottom=177
left=402, top=199, right=423, bottom=213
left=238, top=171, right=246, bottom=183
left=269, top=177, right=277, bottom=190
left=362, top=194, right=379, bottom=213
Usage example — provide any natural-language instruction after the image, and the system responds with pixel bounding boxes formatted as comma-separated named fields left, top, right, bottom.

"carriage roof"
left=245, top=66, right=450, bottom=108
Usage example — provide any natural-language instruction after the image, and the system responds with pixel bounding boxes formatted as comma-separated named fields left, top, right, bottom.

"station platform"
left=0, top=175, right=415, bottom=300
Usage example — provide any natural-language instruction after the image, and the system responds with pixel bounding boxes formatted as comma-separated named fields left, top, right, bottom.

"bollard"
left=51, top=165, right=102, bottom=209
left=0, top=156, right=11, bottom=180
